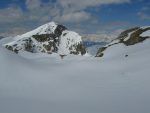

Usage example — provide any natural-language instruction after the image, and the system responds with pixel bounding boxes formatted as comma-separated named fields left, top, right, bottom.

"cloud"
left=56, top=0, right=131, bottom=23
left=58, top=0, right=130, bottom=11
left=24, top=0, right=131, bottom=24
left=55, top=11, right=92, bottom=23
left=0, top=6, right=23, bottom=23
left=0, top=27, right=27, bottom=37
left=138, top=7, right=150, bottom=20
left=26, top=0, right=41, bottom=11
left=0, top=0, right=131, bottom=37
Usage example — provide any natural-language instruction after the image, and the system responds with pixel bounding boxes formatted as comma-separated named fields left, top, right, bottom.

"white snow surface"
left=3, top=21, right=58, bottom=48
left=58, top=30, right=82, bottom=55
left=0, top=36, right=150, bottom=113
left=140, top=30, right=150, bottom=37
left=17, top=21, right=57, bottom=40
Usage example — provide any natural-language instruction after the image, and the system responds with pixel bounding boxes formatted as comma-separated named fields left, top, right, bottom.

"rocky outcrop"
left=117, top=27, right=150, bottom=46
left=95, top=47, right=106, bottom=57
left=96, top=27, right=150, bottom=57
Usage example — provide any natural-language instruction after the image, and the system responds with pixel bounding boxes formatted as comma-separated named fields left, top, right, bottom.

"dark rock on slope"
left=96, top=26, right=150, bottom=57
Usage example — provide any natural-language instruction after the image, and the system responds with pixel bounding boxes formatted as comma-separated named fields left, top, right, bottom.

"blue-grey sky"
left=0, top=0, right=150, bottom=36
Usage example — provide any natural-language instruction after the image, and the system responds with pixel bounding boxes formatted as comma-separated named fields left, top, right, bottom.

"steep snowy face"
left=58, top=30, right=86, bottom=55
left=96, top=26, right=150, bottom=57
left=4, top=22, right=86, bottom=56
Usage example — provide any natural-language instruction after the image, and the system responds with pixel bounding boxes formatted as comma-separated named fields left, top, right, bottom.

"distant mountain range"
left=1, top=22, right=150, bottom=58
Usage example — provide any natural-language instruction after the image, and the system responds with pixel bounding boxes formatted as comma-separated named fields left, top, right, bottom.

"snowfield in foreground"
left=0, top=38, right=150, bottom=113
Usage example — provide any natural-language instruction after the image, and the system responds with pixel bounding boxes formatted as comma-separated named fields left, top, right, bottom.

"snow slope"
left=58, top=30, right=82, bottom=55
left=15, top=21, right=57, bottom=40
left=96, top=26, right=150, bottom=57
left=3, top=22, right=86, bottom=55
left=0, top=33, right=150, bottom=113
left=141, top=29, right=150, bottom=37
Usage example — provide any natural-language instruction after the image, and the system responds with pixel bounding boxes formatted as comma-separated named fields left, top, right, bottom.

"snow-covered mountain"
left=96, top=26, right=150, bottom=57
left=4, top=22, right=86, bottom=56
left=1, top=25, right=150, bottom=113
left=1, top=26, right=150, bottom=113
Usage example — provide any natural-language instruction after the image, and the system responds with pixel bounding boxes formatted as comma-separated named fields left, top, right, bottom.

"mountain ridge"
left=96, top=26, right=150, bottom=57
left=3, top=22, right=86, bottom=56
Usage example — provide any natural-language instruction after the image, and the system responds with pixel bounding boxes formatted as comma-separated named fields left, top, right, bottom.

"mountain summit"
left=4, top=22, right=86, bottom=56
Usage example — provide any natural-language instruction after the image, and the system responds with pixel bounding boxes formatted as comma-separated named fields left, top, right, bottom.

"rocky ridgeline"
left=4, top=22, right=86, bottom=56
left=96, top=27, right=150, bottom=57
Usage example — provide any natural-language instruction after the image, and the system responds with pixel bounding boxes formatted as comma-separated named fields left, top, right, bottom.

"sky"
left=0, top=0, right=150, bottom=37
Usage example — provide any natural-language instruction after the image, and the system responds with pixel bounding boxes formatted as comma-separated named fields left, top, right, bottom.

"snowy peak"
left=96, top=26, right=150, bottom=57
left=4, top=22, right=86, bottom=56
left=18, top=22, right=60, bottom=39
